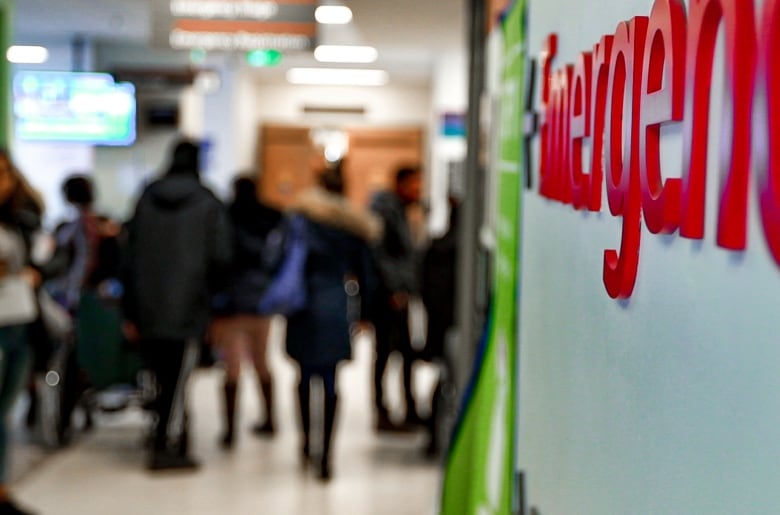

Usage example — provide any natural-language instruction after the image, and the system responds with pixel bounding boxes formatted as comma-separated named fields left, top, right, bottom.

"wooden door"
left=342, top=127, right=423, bottom=208
left=258, top=125, right=315, bottom=209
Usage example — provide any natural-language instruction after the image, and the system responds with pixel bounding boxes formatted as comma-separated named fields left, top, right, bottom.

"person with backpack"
left=43, top=175, right=106, bottom=444
left=210, top=176, right=282, bottom=449
left=285, top=162, right=381, bottom=481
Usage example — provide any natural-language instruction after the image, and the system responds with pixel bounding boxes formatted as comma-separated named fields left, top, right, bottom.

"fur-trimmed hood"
left=289, top=187, right=383, bottom=242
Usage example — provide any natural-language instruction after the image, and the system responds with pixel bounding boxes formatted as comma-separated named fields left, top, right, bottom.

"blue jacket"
left=285, top=188, right=381, bottom=368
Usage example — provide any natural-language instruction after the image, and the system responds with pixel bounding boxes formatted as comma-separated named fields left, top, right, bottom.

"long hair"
left=0, top=148, right=44, bottom=220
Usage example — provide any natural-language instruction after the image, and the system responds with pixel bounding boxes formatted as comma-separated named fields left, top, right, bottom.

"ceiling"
left=13, top=0, right=467, bottom=86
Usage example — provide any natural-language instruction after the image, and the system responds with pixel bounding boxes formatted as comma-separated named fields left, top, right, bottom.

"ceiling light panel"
left=315, top=6, right=352, bottom=24
left=286, top=68, right=389, bottom=86
left=314, top=45, right=378, bottom=63
left=6, top=46, right=49, bottom=64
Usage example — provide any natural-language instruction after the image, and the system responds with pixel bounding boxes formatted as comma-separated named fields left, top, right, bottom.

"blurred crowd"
left=0, top=138, right=459, bottom=515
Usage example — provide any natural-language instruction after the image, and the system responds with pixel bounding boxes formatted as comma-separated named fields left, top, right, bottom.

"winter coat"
left=285, top=188, right=381, bottom=368
left=368, top=190, right=419, bottom=296
left=123, top=173, right=232, bottom=341
left=421, top=205, right=459, bottom=361
left=212, top=199, right=282, bottom=315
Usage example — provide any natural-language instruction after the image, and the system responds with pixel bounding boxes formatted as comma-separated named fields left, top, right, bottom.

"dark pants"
left=0, top=325, right=31, bottom=483
left=372, top=297, right=415, bottom=415
left=298, top=363, right=338, bottom=468
left=300, top=364, right=337, bottom=400
left=141, top=339, right=200, bottom=455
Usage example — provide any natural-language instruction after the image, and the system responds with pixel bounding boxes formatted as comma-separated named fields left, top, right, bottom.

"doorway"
left=258, top=124, right=423, bottom=209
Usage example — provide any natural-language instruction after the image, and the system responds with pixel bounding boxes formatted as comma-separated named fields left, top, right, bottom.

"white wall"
left=429, top=49, right=468, bottom=235
left=246, top=81, right=431, bottom=126
left=518, top=0, right=780, bottom=513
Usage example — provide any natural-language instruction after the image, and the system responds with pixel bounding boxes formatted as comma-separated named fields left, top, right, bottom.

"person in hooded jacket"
left=210, top=176, right=282, bottom=448
left=285, top=163, right=381, bottom=481
left=122, top=139, right=232, bottom=472
left=368, top=166, right=423, bottom=431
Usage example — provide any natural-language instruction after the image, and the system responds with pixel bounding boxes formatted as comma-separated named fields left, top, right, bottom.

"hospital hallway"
left=9, top=318, right=442, bottom=515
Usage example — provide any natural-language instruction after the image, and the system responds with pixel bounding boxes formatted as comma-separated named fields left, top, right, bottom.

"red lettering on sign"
left=533, top=0, right=778, bottom=299
left=550, top=66, right=574, bottom=204
left=603, top=17, right=648, bottom=299
left=680, top=0, right=757, bottom=250
left=639, top=0, right=686, bottom=234
left=539, top=34, right=558, bottom=199
left=585, top=36, right=614, bottom=212
left=569, top=52, right=593, bottom=210
left=758, top=0, right=780, bottom=265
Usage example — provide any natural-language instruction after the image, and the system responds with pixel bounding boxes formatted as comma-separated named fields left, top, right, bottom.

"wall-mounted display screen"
left=13, top=71, right=136, bottom=146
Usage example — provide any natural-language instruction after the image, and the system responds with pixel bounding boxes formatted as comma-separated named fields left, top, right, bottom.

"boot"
left=252, top=380, right=275, bottom=436
left=320, top=393, right=338, bottom=482
left=297, top=380, right=311, bottom=466
left=220, top=381, right=238, bottom=449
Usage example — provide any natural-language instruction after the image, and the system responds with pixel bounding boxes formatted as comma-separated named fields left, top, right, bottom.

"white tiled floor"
left=13, top=318, right=442, bottom=515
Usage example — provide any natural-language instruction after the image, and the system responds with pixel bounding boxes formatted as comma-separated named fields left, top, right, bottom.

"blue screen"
left=13, top=71, right=136, bottom=146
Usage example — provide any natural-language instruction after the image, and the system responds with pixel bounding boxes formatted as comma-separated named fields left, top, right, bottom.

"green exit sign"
left=246, top=49, right=283, bottom=67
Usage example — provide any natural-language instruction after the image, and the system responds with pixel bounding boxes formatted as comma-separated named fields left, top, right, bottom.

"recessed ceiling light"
left=315, top=6, right=353, bottom=24
left=314, top=45, right=378, bottom=64
left=6, top=46, right=49, bottom=64
left=286, top=68, right=389, bottom=87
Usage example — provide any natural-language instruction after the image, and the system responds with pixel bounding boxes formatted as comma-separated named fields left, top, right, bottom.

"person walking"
left=369, top=166, right=423, bottom=431
left=285, top=164, right=380, bottom=481
left=210, top=176, right=282, bottom=449
left=0, top=149, right=42, bottom=515
left=419, top=197, right=459, bottom=456
left=122, top=139, right=232, bottom=472
left=45, top=175, right=102, bottom=444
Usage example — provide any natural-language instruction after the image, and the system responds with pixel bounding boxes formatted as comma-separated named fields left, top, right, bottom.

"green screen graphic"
left=440, top=1, right=525, bottom=514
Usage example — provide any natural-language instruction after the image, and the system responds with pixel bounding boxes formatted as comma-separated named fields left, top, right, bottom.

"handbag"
left=256, top=215, right=309, bottom=317
left=0, top=275, right=38, bottom=326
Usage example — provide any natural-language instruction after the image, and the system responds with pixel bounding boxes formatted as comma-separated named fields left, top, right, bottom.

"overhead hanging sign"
left=168, top=0, right=317, bottom=51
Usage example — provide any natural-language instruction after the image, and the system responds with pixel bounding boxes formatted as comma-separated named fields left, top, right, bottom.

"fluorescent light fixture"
left=315, top=5, right=352, bottom=24
left=286, top=68, right=388, bottom=86
left=314, top=45, right=378, bottom=64
left=6, top=46, right=49, bottom=64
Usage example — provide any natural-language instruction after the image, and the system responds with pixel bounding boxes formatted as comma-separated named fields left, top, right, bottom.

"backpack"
left=256, top=214, right=309, bottom=316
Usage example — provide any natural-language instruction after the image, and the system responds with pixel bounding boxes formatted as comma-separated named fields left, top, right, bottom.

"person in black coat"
left=122, top=139, right=232, bottom=472
left=210, top=176, right=282, bottom=448
left=368, top=166, right=423, bottom=431
left=285, top=165, right=381, bottom=481
left=419, top=198, right=459, bottom=456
